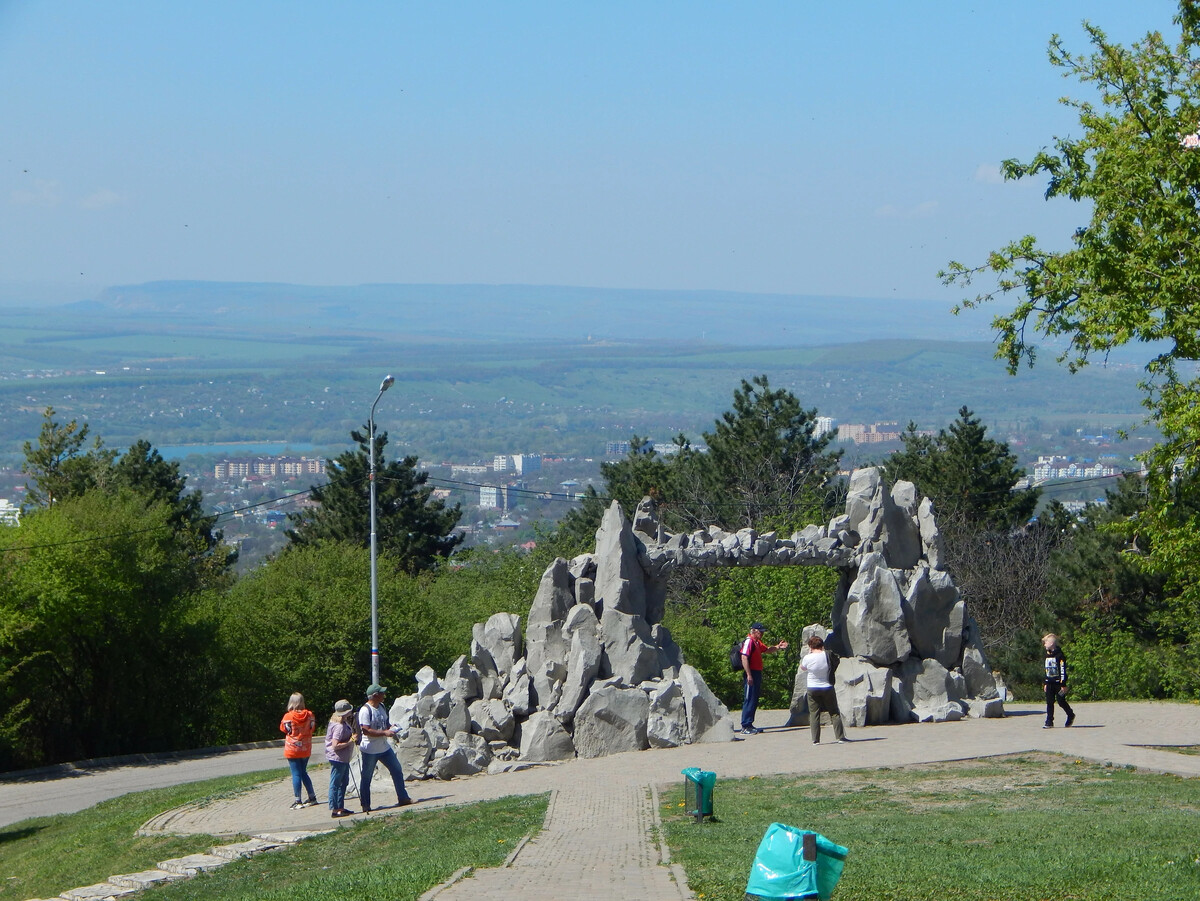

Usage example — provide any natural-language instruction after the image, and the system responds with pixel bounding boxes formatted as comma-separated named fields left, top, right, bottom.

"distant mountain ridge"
left=83, top=280, right=991, bottom=346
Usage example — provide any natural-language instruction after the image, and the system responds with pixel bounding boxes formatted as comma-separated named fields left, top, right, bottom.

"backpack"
left=730, top=639, right=746, bottom=672
left=825, top=649, right=841, bottom=675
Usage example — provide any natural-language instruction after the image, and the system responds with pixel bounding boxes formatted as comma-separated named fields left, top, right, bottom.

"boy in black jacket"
left=1042, top=633, right=1076, bottom=728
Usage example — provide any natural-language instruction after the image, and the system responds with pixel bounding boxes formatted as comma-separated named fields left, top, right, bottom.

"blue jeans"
left=327, top=759, right=350, bottom=811
left=359, top=746, right=409, bottom=810
left=741, top=670, right=762, bottom=729
left=288, top=757, right=315, bottom=802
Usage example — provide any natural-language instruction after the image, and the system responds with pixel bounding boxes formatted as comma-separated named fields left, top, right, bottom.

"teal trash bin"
left=681, top=767, right=716, bottom=822
left=744, top=822, right=848, bottom=900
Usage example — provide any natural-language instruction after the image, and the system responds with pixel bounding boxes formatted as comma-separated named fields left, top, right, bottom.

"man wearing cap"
left=357, top=683, right=412, bottom=812
left=740, top=622, right=788, bottom=735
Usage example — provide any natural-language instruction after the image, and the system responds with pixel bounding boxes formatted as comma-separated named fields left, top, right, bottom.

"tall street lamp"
left=369, top=374, right=395, bottom=685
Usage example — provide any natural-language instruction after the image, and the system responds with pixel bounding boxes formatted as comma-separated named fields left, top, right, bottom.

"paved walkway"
left=9, top=702, right=1200, bottom=901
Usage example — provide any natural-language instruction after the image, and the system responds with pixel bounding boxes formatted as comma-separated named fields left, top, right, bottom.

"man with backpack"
left=737, top=622, right=788, bottom=735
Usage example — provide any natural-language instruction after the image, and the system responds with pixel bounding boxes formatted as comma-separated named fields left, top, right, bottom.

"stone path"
left=9, top=702, right=1200, bottom=901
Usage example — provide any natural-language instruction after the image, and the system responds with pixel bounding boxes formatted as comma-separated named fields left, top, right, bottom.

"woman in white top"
left=799, top=634, right=847, bottom=744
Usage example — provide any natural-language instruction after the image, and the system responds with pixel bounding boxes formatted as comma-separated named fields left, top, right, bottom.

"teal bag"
left=745, top=823, right=848, bottom=900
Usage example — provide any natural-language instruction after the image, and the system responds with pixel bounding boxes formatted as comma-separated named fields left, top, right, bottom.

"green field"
left=662, top=753, right=1200, bottom=901
left=0, top=305, right=1154, bottom=464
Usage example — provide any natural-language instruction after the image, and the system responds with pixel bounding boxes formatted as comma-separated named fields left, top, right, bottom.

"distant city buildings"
left=214, top=456, right=325, bottom=480
left=512, top=453, right=541, bottom=474
left=814, top=416, right=835, bottom=438
left=479, top=485, right=509, bottom=510
left=0, top=498, right=19, bottom=525
left=1031, top=455, right=1125, bottom=483
left=836, top=422, right=903, bottom=444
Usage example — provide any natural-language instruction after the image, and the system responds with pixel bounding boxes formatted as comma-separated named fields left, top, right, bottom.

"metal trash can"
left=681, top=767, right=716, bottom=822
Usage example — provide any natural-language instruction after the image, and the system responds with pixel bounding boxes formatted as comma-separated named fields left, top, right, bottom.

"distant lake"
left=158, top=442, right=320, bottom=460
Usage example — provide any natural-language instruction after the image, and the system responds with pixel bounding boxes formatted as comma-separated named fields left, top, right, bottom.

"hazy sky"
left=0, top=1, right=1183, bottom=303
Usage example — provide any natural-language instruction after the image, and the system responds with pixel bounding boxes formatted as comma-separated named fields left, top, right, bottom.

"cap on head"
left=365, top=682, right=387, bottom=697
left=750, top=622, right=766, bottom=633
left=333, top=699, right=354, bottom=716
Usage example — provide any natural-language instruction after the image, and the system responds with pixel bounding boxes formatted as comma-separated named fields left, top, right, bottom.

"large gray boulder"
left=525, top=558, right=575, bottom=709
left=443, top=655, right=481, bottom=703
left=518, top=710, right=576, bottom=761
left=599, top=607, right=661, bottom=686
left=917, top=497, right=945, bottom=570
left=432, top=745, right=483, bottom=779
left=450, top=731, right=493, bottom=770
left=415, top=689, right=452, bottom=723
left=903, top=566, right=964, bottom=668
left=468, top=698, right=515, bottom=743
left=785, top=669, right=810, bottom=727
left=652, top=623, right=684, bottom=679
left=678, top=664, right=735, bottom=743
left=593, top=502, right=647, bottom=618
left=394, top=727, right=435, bottom=779
left=444, top=697, right=471, bottom=739
left=894, top=656, right=964, bottom=722
left=646, top=680, right=689, bottom=749
left=415, top=665, right=442, bottom=697
left=474, top=612, right=523, bottom=680
left=502, top=659, right=535, bottom=717
left=886, top=480, right=924, bottom=569
left=470, top=634, right=503, bottom=700
left=845, top=468, right=921, bottom=569
left=573, top=685, right=650, bottom=758
left=834, top=657, right=893, bottom=727
left=840, top=552, right=912, bottom=665
left=554, top=604, right=603, bottom=723
left=961, top=644, right=1001, bottom=702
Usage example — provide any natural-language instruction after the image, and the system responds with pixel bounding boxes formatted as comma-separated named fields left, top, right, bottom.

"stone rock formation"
left=378, top=467, right=1003, bottom=778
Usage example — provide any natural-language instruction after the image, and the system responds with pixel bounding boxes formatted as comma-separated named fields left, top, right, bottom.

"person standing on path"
left=357, top=683, right=412, bottom=812
left=280, top=693, right=318, bottom=809
left=1042, top=633, right=1076, bottom=728
left=800, top=635, right=846, bottom=744
left=740, top=622, right=788, bottom=735
left=325, top=699, right=358, bottom=818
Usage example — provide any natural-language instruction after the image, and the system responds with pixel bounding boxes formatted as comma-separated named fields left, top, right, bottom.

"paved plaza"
left=5, top=702, right=1200, bottom=900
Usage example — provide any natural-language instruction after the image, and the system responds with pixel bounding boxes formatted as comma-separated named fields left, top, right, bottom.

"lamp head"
left=380, top=375, right=395, bottom=392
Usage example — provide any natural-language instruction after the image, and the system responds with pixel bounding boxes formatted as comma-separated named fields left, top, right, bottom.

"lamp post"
left=369, top=374, right=395, bottom=685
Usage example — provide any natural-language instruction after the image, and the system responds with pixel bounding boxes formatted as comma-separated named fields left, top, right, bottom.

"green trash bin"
left=681, top=767, right=716, bottom=822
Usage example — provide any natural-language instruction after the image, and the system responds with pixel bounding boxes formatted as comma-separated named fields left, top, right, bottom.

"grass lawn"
left=0, top=771, right=546, bottom=901
left=144, top=794, right=547, bottom=900
left=0, top=769, right=281, bottom=901
left=660, top=753, right=1200, bottom=901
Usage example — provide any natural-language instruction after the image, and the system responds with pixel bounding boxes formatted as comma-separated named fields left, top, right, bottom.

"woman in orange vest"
left=280, top=692, right=318, bottom=809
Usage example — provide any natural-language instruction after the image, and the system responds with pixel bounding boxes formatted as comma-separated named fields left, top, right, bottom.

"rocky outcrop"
left=378, top=468, right=1002, bottom=779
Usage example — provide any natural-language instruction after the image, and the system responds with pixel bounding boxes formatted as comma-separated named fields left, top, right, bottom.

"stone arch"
left=387, top=467, right=1006, bottom=775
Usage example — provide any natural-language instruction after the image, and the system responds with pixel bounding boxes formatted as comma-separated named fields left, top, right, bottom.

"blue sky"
left=0, top=1, right=1184, bottom=304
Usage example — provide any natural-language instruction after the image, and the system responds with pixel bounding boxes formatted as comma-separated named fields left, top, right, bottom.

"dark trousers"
left=360, top=746, right=410, bottom=810
left=1045, top=680, right=1074, bottom=725
left=741, top=669, right=763, bottom=728
left=808, top=686, right=846, bottom=743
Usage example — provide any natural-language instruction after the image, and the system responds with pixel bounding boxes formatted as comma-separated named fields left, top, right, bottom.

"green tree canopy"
left=286, top=425, right=463, bottom=573
left=21, top=407, right=113, bottom=506
left=575, top=376, right=840, bottom=539
left=883, top=406, right=1039, bottom=532
left=687, top=375, right=841, bottom=532
left=940, top=3, right=1200, bottom=664
left=0, top=491, right=222, bottom=769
